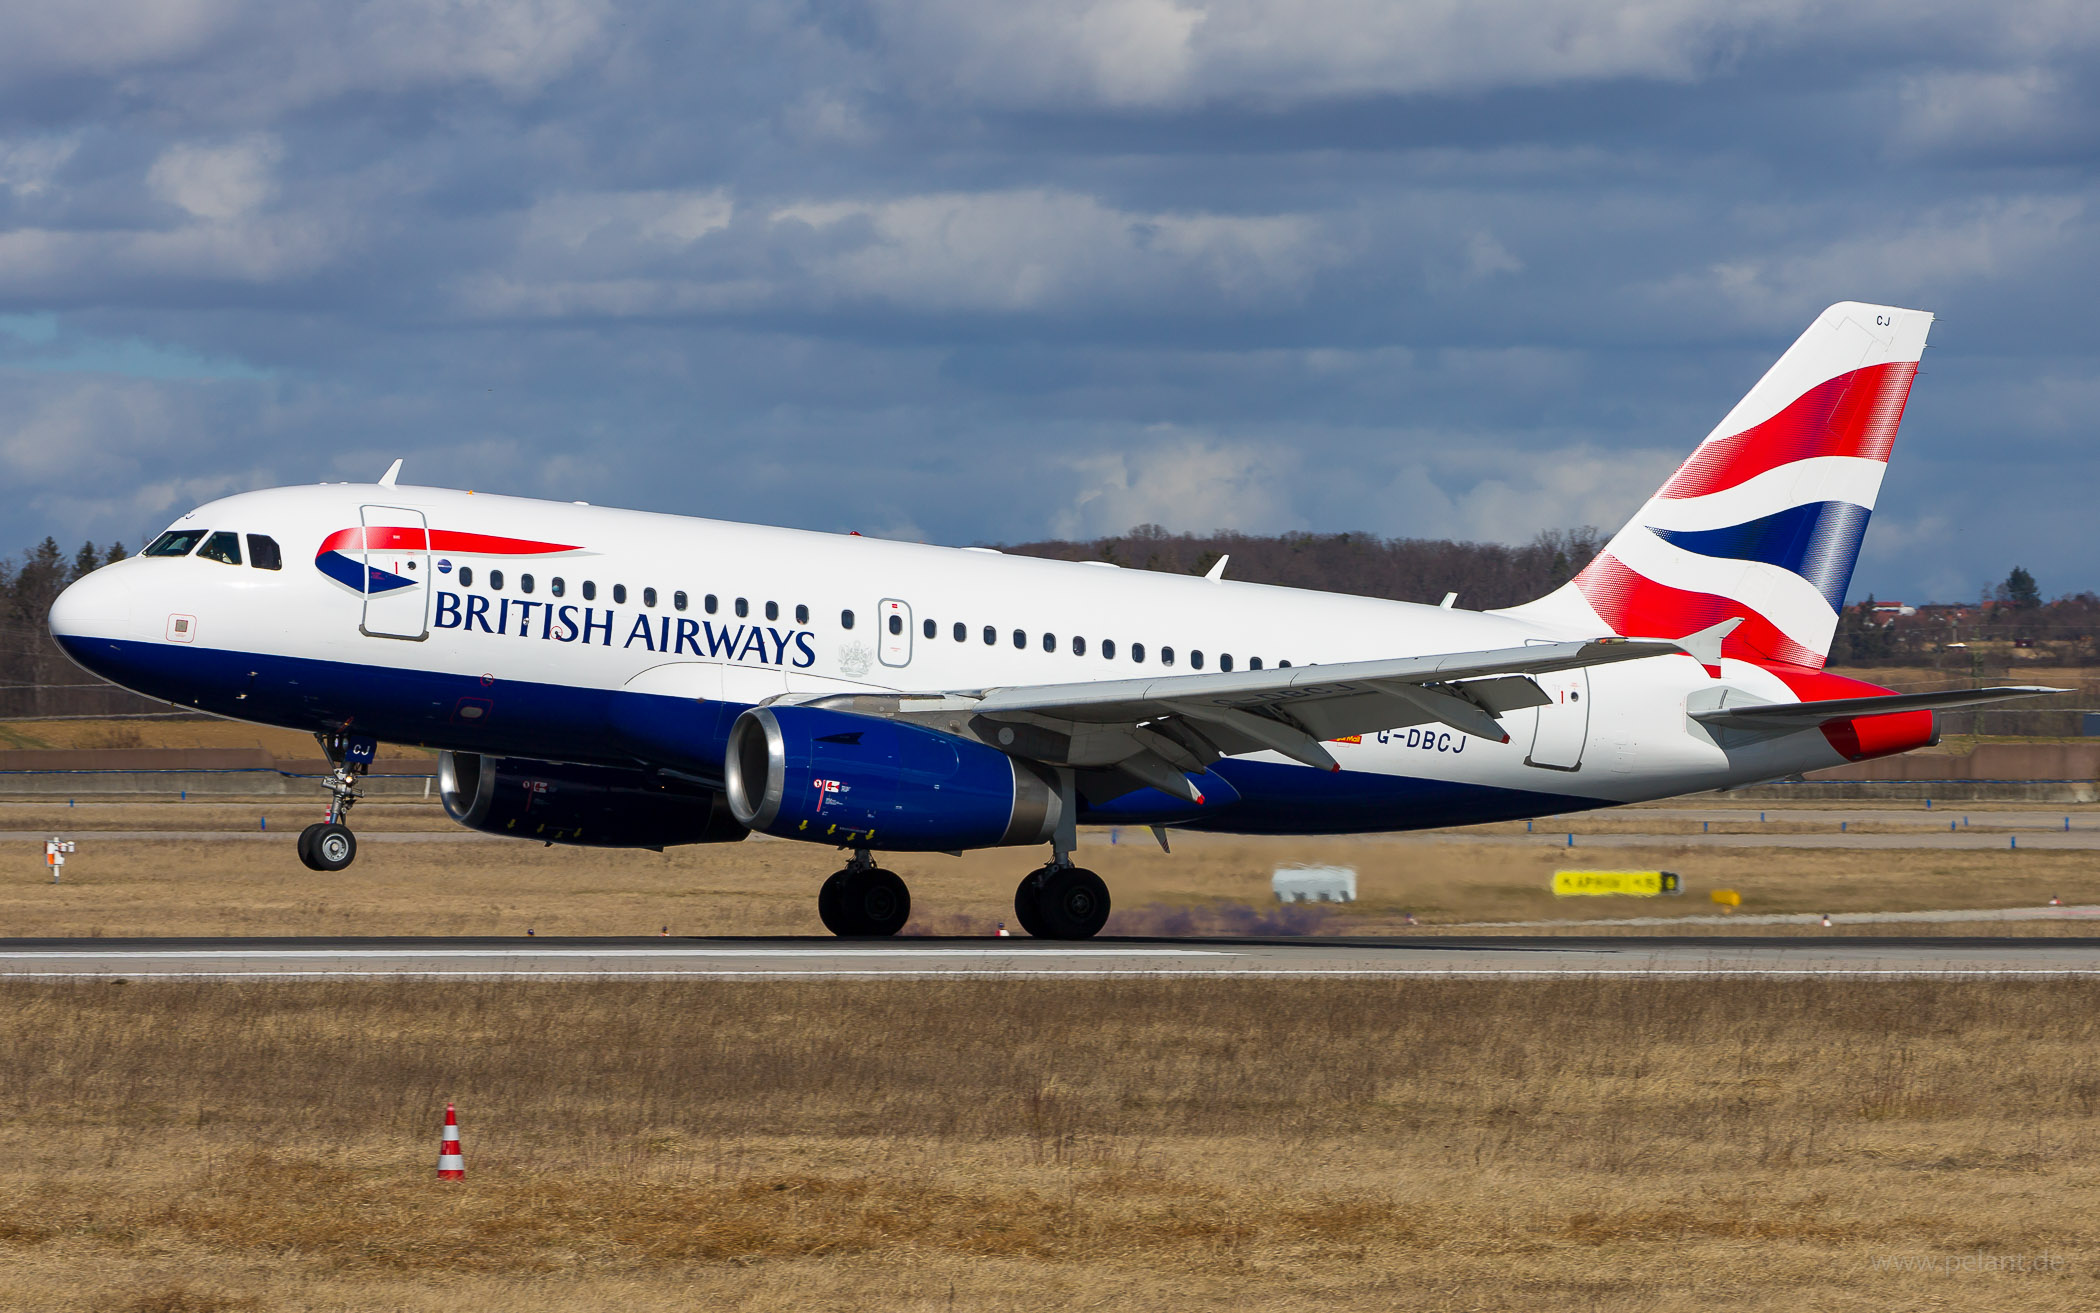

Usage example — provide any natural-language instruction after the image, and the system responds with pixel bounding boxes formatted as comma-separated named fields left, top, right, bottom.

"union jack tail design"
left=1506, top=302, right=1932, bottom=670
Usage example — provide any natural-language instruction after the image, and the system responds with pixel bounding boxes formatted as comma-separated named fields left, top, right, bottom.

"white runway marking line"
left=4, top=969, right=2100, bottom=980
left=0, top=947, right=1230, bottom=961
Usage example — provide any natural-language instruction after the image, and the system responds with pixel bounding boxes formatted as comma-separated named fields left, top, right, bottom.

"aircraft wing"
left=798, top=637, right=1679, bottom=803
left=1690, top=685, right=2065, bottom=731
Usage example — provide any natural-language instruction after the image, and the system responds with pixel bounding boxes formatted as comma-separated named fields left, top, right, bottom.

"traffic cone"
left=438, top=1102, right=465, bottom=1180
left=2050, top=895, right=2062, bottom=907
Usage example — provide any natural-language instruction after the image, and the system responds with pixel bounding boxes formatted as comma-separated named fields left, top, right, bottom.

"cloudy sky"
left=1, top=1, right=2095, bottom=603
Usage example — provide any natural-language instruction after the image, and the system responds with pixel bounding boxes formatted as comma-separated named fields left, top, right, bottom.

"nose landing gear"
left=298, top=731, right=374, bottom=872
left=818, top=849, right=911, bottom=937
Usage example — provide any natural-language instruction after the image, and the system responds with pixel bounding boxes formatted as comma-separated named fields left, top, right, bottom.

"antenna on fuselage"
left=377, top=459, right=403, bottom=488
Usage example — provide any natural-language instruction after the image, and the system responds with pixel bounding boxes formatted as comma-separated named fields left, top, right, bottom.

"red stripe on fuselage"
left=1573, top=553, right=1825, bottom=668
left=1658, top=361, right=1918, bottom=500
left=317, top=528, right=581, bottom=555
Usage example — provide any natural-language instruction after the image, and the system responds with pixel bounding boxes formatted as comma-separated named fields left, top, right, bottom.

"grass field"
left=3, top=797, right=2099, bottom=937
left=2, top=976, right=2096, bottom=1311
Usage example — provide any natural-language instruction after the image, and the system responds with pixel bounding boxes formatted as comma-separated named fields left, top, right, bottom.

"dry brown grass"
left=2, top=976, right=2097, bottom=1309
left=2, top=799, right=2098, bottom=937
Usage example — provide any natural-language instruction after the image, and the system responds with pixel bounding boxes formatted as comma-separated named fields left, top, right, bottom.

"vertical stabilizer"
left=1501, top=302, right=1932, bottom=669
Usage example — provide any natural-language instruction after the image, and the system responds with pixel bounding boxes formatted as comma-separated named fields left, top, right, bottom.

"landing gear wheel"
left=1013, top=873, right=1049, bottom=938
left=820, top=867, right=911, bottom=937
left=817, top=871, right=853, bottom=936
left=309, top=823, right=357, bottom=872
left=1035, top=866, right=1110, bottom=940
left=297, top=823, right=324, bottom=871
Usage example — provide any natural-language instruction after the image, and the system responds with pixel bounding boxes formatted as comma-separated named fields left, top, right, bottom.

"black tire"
left=817, top=871, right=854, bottom=936
left=1035, top=866, right=1110, bottom=940
left=310, top=823, right=357, bottom=872
left=297, top=823, right=325, bottom=871
left=1013, top=872, right=1049, bottom=938
left=836, top=867, right=910, bottom=937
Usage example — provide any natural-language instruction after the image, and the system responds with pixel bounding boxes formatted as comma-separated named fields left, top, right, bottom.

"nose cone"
left=47, top=568, right=132, bottom=670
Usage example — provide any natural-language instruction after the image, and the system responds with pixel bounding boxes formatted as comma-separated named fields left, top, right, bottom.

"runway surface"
left=5, top=935, right=2100, bottom=977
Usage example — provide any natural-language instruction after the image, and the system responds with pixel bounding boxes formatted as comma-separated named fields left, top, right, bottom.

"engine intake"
left=439, top=752, right=746, bottom=849
left=724, top=705, right=1059, bottom=851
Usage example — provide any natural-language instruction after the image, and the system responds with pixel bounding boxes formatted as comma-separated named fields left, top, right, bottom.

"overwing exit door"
left=878, top=598, right=913, bottom=667
left=359, top=505, right=431, bottom=640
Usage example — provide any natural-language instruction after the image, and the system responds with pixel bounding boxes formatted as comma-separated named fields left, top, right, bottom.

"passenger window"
left=1013, top=629, right=1026, bottom=649
left=1131, top=642, right=1145, bottom=663
left=705, top=594, right=718, bottom=614
left=490, top=570, right=505, bottom=591
left=983, top=626, right=996, bottom=645
left=766, top=601, right=779, bottom=621
left=144, top=529, right=206, bottom=557
left=1249, top=656, right=1262, bottom=670
left=889, top=614, right=903, bottom=635
left=582, top=580, right=595, bottom=600
left=612, top=584, right=625, bottom=603
left=1161, top=646, right=1175, bottom=666
left=643, top=587, right=656, bottom=608
left=1042, top=633, right=1056, bottom=653
left=674, top=591, right=687, bottom=612
left=797, top=604, right=810, bottom=625
left=196, top=531, right=242, bottom=566
left=1278, top=659, right=1291, bottom=668
left=1191, top=650, right=1205, bottom=670
left=521, top=574, right=535, bottom=594
left=952, top=622, right=965, bottom=641
left=923, top=618, right=935, bottom=639
left=551, top=577, right=565, bottom=598
left=735, top=598, right=749, bottom=618
left=1220, top=654, right=1233, bottom=672
left=1103, top=639, right=1116, bottom=659
left=460, top=566, right=475, bottom=587
left=1072, top=636, right=1086, bottom=656
left=841, top=609, right=855, bottom=630
left=245, top=535, right=282, bottom=571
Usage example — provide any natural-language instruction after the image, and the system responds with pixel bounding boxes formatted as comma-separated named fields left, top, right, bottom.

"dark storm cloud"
left=1, top=0, right=2096, bottom=601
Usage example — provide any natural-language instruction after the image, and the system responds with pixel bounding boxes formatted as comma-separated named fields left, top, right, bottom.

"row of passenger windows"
left=144, top=529, right=283, bottom=571
left=453, top=567, right=810, bottom=624
left=837, top=608, right=1284, bottom=672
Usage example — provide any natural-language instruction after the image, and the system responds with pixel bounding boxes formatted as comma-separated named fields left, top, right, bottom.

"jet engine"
left=723, top=705, right=1060, bottom=851
left=438, top=752, right=747, bottom=849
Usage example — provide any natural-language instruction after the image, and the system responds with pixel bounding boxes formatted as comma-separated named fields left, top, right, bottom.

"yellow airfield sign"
left=1552, top=870, right=1682, bottom=897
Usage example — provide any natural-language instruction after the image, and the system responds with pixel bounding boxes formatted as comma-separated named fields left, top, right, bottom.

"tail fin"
left=1503, top=302, right=1932, bottom=670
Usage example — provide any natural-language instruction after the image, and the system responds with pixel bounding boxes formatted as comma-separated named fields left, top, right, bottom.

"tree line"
left=0, top=537, right=169, bottom=719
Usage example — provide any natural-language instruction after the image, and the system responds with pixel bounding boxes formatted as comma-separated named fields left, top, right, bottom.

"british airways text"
left=432, top=591, right=817, bottom=667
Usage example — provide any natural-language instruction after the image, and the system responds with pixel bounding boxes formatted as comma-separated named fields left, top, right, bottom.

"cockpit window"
left=195, top=531, right=242, bottom=566
left=246, top=535, right=282, bottom=571
left=144, top=529, right=205, bottom=557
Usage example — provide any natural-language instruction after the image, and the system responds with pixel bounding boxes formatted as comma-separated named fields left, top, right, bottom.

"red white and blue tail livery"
left=47, top=302, right=2056, bottom=937
left=1508, top=302, right=1929, bottom=669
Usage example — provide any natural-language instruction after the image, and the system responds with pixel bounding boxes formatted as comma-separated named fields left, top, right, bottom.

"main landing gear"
left=1013, top=863, right=1111, bottom=940
left=818, top=850, right=912, bottom=937
left=298, top=731, right=373, bottom=873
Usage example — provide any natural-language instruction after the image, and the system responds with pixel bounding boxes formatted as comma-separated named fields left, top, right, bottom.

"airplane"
left=46, top=301, right=2055, bottom=938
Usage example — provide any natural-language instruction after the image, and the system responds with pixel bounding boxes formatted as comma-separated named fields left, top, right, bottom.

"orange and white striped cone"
left=438, top=1102, right=465, bottom=1180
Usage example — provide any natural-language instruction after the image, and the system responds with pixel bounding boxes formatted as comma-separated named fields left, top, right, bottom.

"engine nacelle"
left=724, top=705, right=1060, bottom=851
left=439, top=752, right=747, bottom=849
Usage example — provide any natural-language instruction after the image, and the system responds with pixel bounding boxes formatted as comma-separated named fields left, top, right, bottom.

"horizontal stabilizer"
left=1691, top=685, right=2064, bottom=730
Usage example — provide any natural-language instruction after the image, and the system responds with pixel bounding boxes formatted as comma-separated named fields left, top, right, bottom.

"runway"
left=5, top=935, right=2100, bottom=978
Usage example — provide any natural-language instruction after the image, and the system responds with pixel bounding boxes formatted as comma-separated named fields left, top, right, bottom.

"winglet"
left=377, top=458, right=404, bottom=488
left=1205, top=555, right=1229, bottom=582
